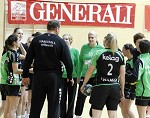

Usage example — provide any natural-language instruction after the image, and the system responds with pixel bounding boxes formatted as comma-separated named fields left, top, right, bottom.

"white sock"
left=21, top=114, right=26, bottom=118
left=26, top=114, right=30, bottom=117
left=76, top=116, right=82, bottom=118
left=16, top=116, right=21, bottom=118
left=146, top=115, right=150, bottom=118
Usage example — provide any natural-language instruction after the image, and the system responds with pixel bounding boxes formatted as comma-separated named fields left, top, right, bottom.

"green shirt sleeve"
left=77, top=47, right=84, bottom=78
left=138, top=60, right=144, bottom=81
left=74, top=49, right=80, bottom=78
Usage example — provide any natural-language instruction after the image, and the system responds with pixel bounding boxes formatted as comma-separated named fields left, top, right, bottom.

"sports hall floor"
left=0, top=85, right=138, bottom=118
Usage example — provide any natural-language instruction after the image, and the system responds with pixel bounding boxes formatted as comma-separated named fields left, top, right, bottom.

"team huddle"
left=0, top=20, right=150, bottom=118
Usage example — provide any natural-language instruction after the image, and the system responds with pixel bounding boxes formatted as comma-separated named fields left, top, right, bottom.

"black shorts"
left=124, top=84, right=136, bottom=100
left=90, top=84, right=120, bottom=110
left=148, top=101, right=150, bottom=106
left=136, top=97, right=150, bottom=106
left=0, top=84, right=7, bottom=100
left=6, top=85, right=21, bottom=96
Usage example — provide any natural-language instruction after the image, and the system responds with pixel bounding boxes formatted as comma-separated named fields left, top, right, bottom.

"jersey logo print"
left=100, top=77, right=118, bottom=83
left=102, top=54, right=119, bottom=62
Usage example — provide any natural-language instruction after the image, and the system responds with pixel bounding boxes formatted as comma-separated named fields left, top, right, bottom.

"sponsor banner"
left=145, top=5, right=150, bottom=31
left=8, top=0, right=136, bottom=28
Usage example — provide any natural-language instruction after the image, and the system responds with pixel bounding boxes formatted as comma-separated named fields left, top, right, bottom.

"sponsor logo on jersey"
left=100, top=77, right=119, bottom=83
left=102, top=54, right=119, bottom=62
left=39, top=40, right=56, bottom=47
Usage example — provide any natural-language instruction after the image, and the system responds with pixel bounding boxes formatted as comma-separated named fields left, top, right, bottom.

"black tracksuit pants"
left=75, top=77, right=94, bottom=116
left=60, top=78, right=77, bottom=118
left=29, top=72, right=62, bottom=118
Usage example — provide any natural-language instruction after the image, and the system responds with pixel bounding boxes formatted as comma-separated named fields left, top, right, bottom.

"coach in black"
left=22, top=20, right=74, bottom=118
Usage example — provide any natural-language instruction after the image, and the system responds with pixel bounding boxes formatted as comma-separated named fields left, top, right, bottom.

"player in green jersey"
left=75, top=31, right=104, bottom=118
left=60, top=33, right=79, bottom=118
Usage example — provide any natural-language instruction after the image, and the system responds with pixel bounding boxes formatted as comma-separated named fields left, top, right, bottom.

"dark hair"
left=47, top=20, right=60, bottom=30
left=96, top=40, right=99, bottom=44
left=32, top=32, right=42, bottom=37
left=123, top=43, right=134, bottom=54
left=6, top=34, right=18, bottom=48
left=13, top=28, right=21, bottom=34
left=139, top=40, right=150, bottom=53
left=133, top=33, right=145, bottom=44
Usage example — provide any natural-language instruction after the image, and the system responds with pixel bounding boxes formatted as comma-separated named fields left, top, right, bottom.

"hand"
left=22, top=78, right=30, bottom=86
left=120, top=96, right=125, bottom=102
left=67, top=78, right=74, bottom=86
left=120, top=91, right=125, bottom=102
left=80, top=85, right=84, bottom=93
left=77, top=78, right=81, bottom=84
left=29, top=68, right=34, bottom=74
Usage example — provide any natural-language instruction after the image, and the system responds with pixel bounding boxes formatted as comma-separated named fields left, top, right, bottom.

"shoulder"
left=79, top=44, right=88, bottom=52
left=71, top=48, right=79, bottom=55
left=115, top=51, right=124, bottom=60
left=33, top=33, right=65, bottom=45
left=132, top=48, right=138, bottom=54
left=94, top=49, right=106, bottom=57
left=71, top=48, right=79, bottom=52
left=115, top=50, right=123, bottom=57
left=97, top=44, right=104, bottom=49
left=9, top=50, right=17, bottom=55
left=22, top=43, right=28, bottom=51
left=81, top=44, right=88, bottom=49
left=1, top=52, right=7, bottom=59
left=135, top=58, right=143, bottom=68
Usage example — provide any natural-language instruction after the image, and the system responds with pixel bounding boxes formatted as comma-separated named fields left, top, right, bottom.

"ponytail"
left=104, top=33, right=118, bottom=55
left=4, top=39, right=9, bottom=51
left=2, top=39, right=9, bottom=56
left=110, top=37, right=117, bottom=55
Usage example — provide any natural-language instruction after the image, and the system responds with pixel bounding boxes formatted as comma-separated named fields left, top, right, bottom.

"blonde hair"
left=88, top=31, right=97, bottom=39
left=104, top=33, right=118, bottom=54
left=62, top=33, right=73, bottom=44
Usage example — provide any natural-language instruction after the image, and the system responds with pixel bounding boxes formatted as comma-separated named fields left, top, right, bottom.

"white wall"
left=2, top=0, right=150, bottom=52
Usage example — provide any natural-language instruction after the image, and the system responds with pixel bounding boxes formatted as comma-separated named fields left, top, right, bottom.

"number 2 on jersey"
left=107, top=64, right=113, bottom=75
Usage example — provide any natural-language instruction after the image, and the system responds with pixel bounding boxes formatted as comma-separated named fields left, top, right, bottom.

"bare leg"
left=137, top=105, right=147, bottom=118
left=120, top=99, right=135, bottom=118
left=0, top=100, right=6, bottom=117
left=27, top=90, right=32, bottom=115
left=146, top=106, right=150, bottom=117
left=8, top=96, right=20, bottom=118
left=108, top=110, right=117, bottom=118
left=92, top=109, right=102, bottom=118
left=119, top=101, right=125, bottom=117
left=4, top=96, right=9, bottom=118
left=123, top=99, right=135, bottom=118
left=21, top=90, right=28, bottom=116
left=16, top=86, right=25, bottom=117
